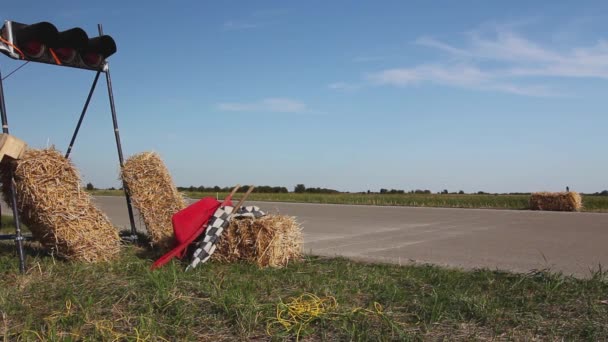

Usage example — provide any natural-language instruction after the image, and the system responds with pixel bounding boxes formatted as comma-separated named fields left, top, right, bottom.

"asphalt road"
left=4, top=196, right=608, bottom=277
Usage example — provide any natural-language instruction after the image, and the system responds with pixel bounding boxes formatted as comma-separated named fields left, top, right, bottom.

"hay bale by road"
left=212, top=214, right=303, bottom=267
left=1, top=148, right=121, bottom=262
left=121, top=152, right=186, bottom=250
left=529, top=192, right=582, bottom=211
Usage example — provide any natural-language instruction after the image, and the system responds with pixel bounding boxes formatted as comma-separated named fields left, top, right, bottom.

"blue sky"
left=1, top=1, right=607, bottom=193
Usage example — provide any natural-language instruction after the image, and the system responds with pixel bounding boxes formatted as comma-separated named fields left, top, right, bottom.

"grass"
left=1, top=223, right=607, bottom=340
left=91, top=189, right=608, bottom=212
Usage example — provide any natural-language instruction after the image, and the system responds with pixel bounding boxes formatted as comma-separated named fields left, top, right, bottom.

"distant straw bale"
left=529, top=192, right=582, bottom=212
left=212, top=214, right=303, bottom=268
left=0, top=148, right=121, bottom=262
left=121, top=152, right=186, bottom=250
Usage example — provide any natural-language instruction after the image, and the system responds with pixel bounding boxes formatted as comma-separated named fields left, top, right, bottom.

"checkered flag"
left=186, top=206, right=234, bottom=271
left=185, top=205, right=268, bottom=271
left=233, top=206, right=266, bottom=219
left=185, top=186, right=260, bottom=271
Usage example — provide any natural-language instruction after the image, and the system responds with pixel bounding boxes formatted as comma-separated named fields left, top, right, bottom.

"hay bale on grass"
left=529, top=192, right=582, bottom=211
left=212, top=214, right=303, bottom=268
left=121, top=152, right=186, bottom=250
left=1, top=148, right=121, bottom=262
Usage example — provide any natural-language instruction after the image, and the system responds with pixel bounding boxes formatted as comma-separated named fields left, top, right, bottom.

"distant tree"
left=86, top=182, right=95, bottom=191
left=600, top=190, right=608, bottom=196
left=304, top=187, right=338, bottom=194
left=109, top=187, right=116, bottom=191
left=441, top=189, right=448, bottom=194
left=380, top=188, right=388, bottom=194
left=477, top=191, right=487, bottom=195
left=294, top=184, right=306, bottom=193
left=458, top=190, right=465, bottom=194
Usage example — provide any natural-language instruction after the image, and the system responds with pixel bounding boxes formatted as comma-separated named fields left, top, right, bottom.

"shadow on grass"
left=0, top=240, right=50, bottom=259
left=117, top=229, right=176, bottom=263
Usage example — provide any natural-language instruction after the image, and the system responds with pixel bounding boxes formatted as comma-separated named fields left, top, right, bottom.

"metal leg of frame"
left=100, top=24, right=137, bottom=242
left=0, top=69, right=26, bottom=273
left=104, top=68, right=138, bottom=242
left=65, top=70, right=101, bottom=159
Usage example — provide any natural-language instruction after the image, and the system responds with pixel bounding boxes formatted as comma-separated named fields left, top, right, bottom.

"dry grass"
left=0, top=148, right=120, bottom=262
left=530, top=192, right=582, bottom=211
left=212, top=214, right=303, bottom=267
left=121, top=152, right=187, bottom=250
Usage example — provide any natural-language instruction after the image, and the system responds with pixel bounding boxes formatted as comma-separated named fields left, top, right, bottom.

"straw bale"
left=0, top=148, right=121, bottom=262
left=529, top=192, right=582, bottom=211
left=212, top=214, right=303, bottom=267
left=121, top=152, right=186, bottom=250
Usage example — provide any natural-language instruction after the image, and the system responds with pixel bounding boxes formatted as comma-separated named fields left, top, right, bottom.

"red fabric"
left=172, top=197, right=220, bottom=248
left=151, top=197, right=232, bottom=269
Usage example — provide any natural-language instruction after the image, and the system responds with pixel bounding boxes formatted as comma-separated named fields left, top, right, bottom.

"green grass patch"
left=180, top=192, right=608, bottom=212
left=89, top=189, right=608, bottom=211
left=0, top=215, right=28, bottom=235
left=0, top=242, right=606, bottom=340
left=89, top=189, right=126, bottom=196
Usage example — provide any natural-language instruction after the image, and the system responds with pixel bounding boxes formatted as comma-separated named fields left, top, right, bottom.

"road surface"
left=4, top=196, right=608, bottom=277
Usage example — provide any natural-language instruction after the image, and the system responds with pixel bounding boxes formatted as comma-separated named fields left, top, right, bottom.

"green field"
left=91, top=190, right=608, bottom=212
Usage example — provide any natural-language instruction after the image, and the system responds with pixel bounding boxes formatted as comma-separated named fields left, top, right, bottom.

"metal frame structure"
left=0, top=23, right=137, bottom=273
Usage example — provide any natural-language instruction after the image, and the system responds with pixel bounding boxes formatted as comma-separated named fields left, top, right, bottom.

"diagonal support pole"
left=65, top=70, right=101, bottom=158
left=0, top=68, right=26, bottom=273
left=99, top=24, right=138, bottom=242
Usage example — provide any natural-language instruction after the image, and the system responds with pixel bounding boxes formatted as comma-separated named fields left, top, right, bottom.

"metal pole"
left=0, top=68, right=26, bottom=273
left=98, top=24, right=138, bottom=242
left=65, top=70, right=101, bottom=158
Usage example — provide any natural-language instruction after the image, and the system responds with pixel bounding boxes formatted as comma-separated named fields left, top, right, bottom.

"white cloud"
left=466, top=31, right=562, bottom=63
left=217, top=98, right=307, bottom=113
left=328, top=82, right=361, bottom=91
left=415, top=36, right=471, bottom=58
left=366, top=64, right=557, bottom=97
left=367, top=64, right=488, bottom=87
left=417, top=28, right=608, bottom=79
left=351, top=26, right=608, bottom=96
left=506, top=40, right=608, bottom=78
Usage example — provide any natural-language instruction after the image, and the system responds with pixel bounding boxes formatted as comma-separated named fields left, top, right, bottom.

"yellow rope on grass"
left=266, top=293, right=337, bottom=340
left=352, top=301, right=385, bottom=316
left=266, top=293, right=390, bottom=341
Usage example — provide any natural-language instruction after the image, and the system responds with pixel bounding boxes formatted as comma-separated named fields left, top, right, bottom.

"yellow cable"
left=267, top=294, right=390, bottom=340
left=267, top=293, right=337, bottom=341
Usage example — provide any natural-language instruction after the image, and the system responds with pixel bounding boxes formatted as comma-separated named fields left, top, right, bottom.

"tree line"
left=86, top=182, right=608, bottom=196
left=176, top=185, right=288, bottom=193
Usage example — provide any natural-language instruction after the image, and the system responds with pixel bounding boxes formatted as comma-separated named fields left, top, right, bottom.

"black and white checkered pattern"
left=233, top=206, right=266, bottom=219
left=186, top=206, right=266, bottom=271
